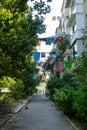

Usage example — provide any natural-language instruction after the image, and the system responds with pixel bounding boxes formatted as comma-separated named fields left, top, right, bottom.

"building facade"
left=83, top=0, right=87, bottom=27
left=59, top=0, right=86, bottom=61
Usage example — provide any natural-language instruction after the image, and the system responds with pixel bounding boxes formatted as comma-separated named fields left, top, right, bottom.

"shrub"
left=46, top=75, right=64, bottom=100
left=54, top=85, right=75, bottom=115
left=62, top=71, right=79, bottom=89
left=73, top=84, right=87, bottom=122
left=10, top=79, right=25, bottom=100
left=0, top=76, right=15, bottom=103
left=0, top=76, right=15, bottom=88
left=0, top=96, right=12, bottom=114
left=23, top=74, right=40, bottom=95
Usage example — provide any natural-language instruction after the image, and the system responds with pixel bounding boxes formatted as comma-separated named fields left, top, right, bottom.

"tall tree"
left=0, top=0, right=52, bottom=79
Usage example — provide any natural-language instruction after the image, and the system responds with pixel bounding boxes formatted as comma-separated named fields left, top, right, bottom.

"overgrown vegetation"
left=46, top=29, right=87, bottom=123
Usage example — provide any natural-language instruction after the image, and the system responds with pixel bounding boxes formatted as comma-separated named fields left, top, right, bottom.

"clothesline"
left=37, top=34, right=63, bottom=45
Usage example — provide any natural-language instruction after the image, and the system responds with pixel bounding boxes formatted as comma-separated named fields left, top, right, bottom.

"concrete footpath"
left=1, top=94, right=76, bottom=130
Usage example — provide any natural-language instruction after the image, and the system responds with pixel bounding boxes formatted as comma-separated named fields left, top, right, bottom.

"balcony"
left=63, top=8, right=70, bottom=18
left=67, top=14, right=76, bottom=27
left=72, top=4, right=84, bottom=14
left=70, top=29, right=84, bottom=45
left=65, top=0, right=72, bottom=8
left=63, top=49, right=71, bottom=56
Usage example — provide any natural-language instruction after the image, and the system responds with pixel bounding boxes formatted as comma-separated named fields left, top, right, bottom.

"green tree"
left=0, top=0, right=52, bottom=98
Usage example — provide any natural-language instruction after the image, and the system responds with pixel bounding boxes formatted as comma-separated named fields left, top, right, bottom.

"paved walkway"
left=1, top=94, right=75, bottom=130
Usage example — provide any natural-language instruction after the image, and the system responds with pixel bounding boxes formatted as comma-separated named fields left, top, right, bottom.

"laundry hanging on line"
left=34, top=52, right=40, bottom=61
left=38, top=35, right=60, bottom=45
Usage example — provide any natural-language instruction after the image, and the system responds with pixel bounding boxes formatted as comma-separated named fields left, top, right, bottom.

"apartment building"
left=53, top=0, right=87, bottom=77
left=59, top=0, right=86, bottom=61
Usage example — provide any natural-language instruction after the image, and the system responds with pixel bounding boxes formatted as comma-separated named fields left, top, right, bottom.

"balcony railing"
left=70, top=29, right=84, bottom=45
left=67, top=13, right=76, bottom=27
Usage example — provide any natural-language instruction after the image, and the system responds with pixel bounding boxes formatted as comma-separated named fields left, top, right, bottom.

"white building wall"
left=76, top=40, right=84, bottom=56
left=60, top=0, right=85, bottom=59
left=71, top=0, right=84, bottom=56
left=76, top=14, right=84, bottom=29
left=75, top=0, right=83, bottom=4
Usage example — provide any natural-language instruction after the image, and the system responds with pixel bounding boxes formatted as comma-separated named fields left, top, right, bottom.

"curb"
left=0, top=118, right=9, bottom=127
left=12, top=100, right=28, bottom=114
left=53, top=102, right=79, bottom=130
left=59, top=110, right=79, bottom=130
left=0, top=95, right=33, bottom=127
left=11, top=95, right=33, bottom=114
left=64, top=115, right=79, bottom=130
left=12, top=95, right=33, bottom=114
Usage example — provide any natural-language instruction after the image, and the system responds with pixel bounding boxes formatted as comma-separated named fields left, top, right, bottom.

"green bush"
left=54, top=85, right=74, bottom=115
left=0, top=96, right=12, bottom=114
left=0, top=76, right=15, bottom=102
left=23, top=74, right=40, bottom=95
left=10, top=79, right=25, bottom=99
left=0, top=76, right=15, bottom=88
left=73, top=84, right=87, bottom=122
left=62, top=71, right=79, bottom=89
left=46, top=75, right=64, bottom=100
